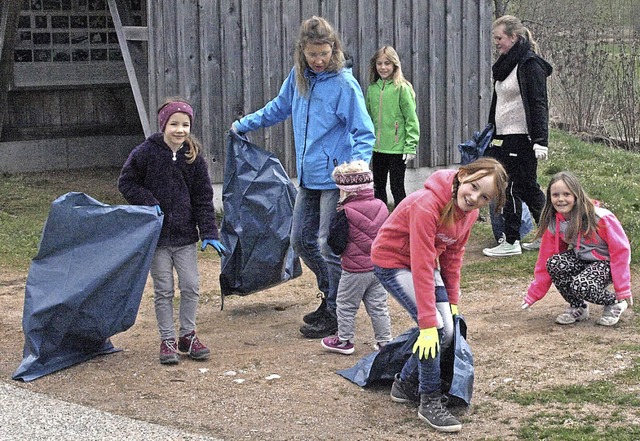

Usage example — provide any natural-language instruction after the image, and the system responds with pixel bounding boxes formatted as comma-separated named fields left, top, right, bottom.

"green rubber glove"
left=450, top=304, right=459, bottom=316
left=413, top=327, right=440, bottom=360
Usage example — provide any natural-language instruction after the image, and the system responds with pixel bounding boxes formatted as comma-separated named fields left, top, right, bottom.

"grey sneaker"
left=418, top=392, right=462, bottom=433
left=390, top=373, right=419, bottom=405
left=555, top=304, right=590, bottom=325
left=597, top=300, right=628, bottom=326
left=482, top=237, right=522, bottom=257
left=522, top=237, right=541, bottom=251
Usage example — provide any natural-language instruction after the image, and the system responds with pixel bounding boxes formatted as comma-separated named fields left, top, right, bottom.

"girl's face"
left=163, top=112, right=191, bottom=151
left=303, top=43, right=333, bottom=73
left=375, top=56, right=395, bottom=80
left=456, top=174, right=496, bottom=212
left=549, top=179, right=576, bottom=217
left=492, top=25, right=516, bottom=55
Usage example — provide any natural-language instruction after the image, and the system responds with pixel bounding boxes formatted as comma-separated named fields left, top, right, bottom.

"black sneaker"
left=390, top=373, right=419, bottom=405
left=303, top=294, right=327, bottom=324
left=418, top=392, right=462, bottom=433
left=300, top=310, right=337, bottom=339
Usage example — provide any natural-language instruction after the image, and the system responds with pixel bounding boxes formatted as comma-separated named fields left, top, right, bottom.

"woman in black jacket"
left=483, top=15, right=553, bottom=258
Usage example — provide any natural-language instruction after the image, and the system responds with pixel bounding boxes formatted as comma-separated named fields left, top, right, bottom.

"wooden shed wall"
left=149, top=0, right=492, bottom=182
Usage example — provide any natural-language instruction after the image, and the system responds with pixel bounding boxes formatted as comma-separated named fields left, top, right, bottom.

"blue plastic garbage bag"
left=337, top=316, right=474, bottom=405
left=219, top=131, right=302, bottom=306
left=12, top=192, right=162, bottom=382
left=443, top=315, right=474, bottom=404
left=458, top=123, right=494, bottom=165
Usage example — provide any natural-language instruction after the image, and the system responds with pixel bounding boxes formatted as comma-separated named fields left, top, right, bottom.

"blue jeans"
left=291, top=187, right=341, bottom=312
left=373, top=266, right=453, bottom=394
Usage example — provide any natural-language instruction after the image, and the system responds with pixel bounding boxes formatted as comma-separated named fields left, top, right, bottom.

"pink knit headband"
left=158, top=101, right=194, bottom=131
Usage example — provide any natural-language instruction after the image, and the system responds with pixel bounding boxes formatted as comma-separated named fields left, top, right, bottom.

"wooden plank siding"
left=1, top=0, right=491, bottom=179
left=0, top=0, right=22, bottom=138
left=3, top=86, right=142, bottom=141
left=145, top=0, right=492, bottom=183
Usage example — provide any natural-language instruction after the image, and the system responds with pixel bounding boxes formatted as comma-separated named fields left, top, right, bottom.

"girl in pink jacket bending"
left=522, top=171, right=633, bottom=326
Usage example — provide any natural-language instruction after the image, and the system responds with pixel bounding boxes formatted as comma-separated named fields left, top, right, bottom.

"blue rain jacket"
left=235, top=67, right=375, bottom=189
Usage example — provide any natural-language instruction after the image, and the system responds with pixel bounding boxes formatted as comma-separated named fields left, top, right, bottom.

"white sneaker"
left=597, top=300, right=628, bottom=326
left=482, top=238, right=522, bottom=257
left=555, top=304, right=590, bottom=325
left=522, top=238, right=541, bottom=251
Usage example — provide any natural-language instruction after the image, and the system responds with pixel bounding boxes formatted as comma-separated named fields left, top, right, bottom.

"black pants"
left=491, top=135, right=546, bottom=244
left=372, top=151, right=406, bottom=206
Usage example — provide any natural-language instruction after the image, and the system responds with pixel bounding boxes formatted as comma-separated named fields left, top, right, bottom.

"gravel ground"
left=0, top=382, right=222, bottom=441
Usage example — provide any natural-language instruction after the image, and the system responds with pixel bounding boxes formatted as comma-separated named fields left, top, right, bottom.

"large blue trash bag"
left=458, top=123, right=494, bottom=165
left=12, top=192, right=162, bottom=382
left=337, top=315, right=474, bottom=405
left=219, top=131, right=302, bottom=306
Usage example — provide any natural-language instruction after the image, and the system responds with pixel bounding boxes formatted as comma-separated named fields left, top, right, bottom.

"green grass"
left=490, top=344, right=640, bottom=440
left=1, top=128, right=639, bottom=273
left=0, top=167, right=125, bottom=270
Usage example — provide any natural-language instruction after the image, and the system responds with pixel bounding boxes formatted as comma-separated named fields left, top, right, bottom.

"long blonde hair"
left=368, top=46, right=414, bottom=97
left=439, top=157, right=508, bottom=227
left=158, top=97, right=201, bottom=164
left=535, top=171, right=598, bottom=243
left=492, top=15, right=540, bottom=54
left=294, top=16, right=345, bottom=95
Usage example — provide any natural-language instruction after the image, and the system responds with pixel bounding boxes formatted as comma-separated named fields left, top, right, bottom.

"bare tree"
left=493, top=0, right=510, bottom=18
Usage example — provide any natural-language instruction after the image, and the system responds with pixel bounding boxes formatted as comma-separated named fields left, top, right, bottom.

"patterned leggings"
left=546, top=250, right=616, bottom=308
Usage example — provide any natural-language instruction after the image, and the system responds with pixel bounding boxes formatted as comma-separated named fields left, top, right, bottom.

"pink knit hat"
left=158, top=101, right=194, bottom=131
left=332, top=160, right=374, bottom=193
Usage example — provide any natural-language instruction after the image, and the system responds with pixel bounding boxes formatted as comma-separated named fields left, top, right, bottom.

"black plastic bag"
left=219, top=132, right=302, bottom=306
left=13, top=192, right=162, bottom=381
left=337, top=315, right=474, bottom=405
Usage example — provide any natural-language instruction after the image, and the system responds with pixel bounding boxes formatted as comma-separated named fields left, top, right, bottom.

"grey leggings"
left=150, top=243, right=200, bottom=341
left=546, top=250, right=616, bottom=308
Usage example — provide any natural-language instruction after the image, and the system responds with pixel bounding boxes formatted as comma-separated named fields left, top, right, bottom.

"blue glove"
left=154, top=205, right=163, bottom=215
left=201, top=239, right=228, bottom=256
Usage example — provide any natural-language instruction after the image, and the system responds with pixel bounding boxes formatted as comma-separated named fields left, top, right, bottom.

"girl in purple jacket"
left=522, top=172, right=633, bottom=326
left=119, top=97, right=228, bottom=365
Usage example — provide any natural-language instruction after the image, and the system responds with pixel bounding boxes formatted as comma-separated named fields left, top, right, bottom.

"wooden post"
left=107, top=0, right=151, bottom=137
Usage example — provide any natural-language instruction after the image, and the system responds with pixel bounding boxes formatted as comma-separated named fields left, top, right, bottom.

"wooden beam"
left=123, top=26, right=149, bottom=42
left=107, top=0, right=151, bottom=137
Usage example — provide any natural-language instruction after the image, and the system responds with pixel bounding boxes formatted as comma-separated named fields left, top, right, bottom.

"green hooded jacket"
left=365, top=79, right=420, bottom=155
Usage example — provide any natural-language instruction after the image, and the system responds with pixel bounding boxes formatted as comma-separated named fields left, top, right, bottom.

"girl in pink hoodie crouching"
left=522, top=171, right=633, bottom=326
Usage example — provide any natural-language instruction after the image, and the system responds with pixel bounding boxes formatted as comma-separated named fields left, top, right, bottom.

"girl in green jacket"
left=366, top=46, right=420, bottom=207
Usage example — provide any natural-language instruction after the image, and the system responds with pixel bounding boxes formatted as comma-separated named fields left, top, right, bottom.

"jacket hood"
left=524, top=51, right=553, bottom=77
left=423, top=169, right=466, bottom=216
left=149, top=132, right=172, bottom=151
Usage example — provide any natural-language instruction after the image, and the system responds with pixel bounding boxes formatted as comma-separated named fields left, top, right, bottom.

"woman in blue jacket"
left=232, top=16, right=375, bottom=338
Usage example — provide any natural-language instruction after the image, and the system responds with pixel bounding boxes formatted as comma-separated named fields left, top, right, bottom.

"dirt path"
left=0, top=244, right=638, bottom=440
